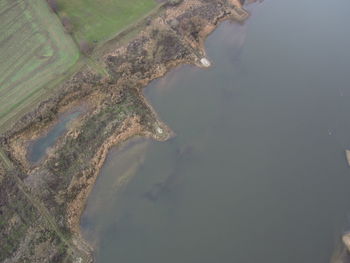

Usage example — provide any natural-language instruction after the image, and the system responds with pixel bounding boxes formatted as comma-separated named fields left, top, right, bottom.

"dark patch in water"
left=142, top=143, right=195, bottom=202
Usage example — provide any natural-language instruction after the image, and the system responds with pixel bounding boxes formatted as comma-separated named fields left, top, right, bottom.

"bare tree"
left=79, top=40, right=93, bottom=55
left=168, top=0, right=183, bottom=6
left=47, top=0, right=58, bottom=13
left=61, top=16, right=74, bottom=34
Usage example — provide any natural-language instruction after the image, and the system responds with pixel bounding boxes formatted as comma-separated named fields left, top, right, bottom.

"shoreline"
left=0, top=1, right=249, bottom=261
left=68, top=0, right=249, bottom=238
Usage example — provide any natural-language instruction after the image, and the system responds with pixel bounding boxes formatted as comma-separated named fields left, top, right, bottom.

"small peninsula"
left=0, top=0, right=249, bottom=262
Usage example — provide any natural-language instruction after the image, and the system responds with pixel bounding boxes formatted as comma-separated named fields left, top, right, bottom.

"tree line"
left=46, top=0, right=93, bottom=55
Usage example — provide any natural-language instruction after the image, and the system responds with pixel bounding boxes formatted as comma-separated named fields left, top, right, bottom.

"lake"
left=81, top=1, right=350, bottom=262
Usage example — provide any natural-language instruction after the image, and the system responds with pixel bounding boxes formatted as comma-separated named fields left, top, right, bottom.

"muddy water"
left=81, top=1, right=350, bottom=262
left=28, top=111, right=81, bottom=163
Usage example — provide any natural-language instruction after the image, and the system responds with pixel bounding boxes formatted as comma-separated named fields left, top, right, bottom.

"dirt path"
left=0, top=148, right=91, bottom=262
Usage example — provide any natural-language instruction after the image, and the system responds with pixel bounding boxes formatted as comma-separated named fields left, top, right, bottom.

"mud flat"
left=0, top=0, right=248, bottom=262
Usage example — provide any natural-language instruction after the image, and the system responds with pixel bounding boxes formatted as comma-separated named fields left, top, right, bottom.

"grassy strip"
left=57, top=0, right=157, bottom=43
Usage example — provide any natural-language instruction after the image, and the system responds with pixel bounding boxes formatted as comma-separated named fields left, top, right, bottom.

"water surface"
left=28, top=111, right=81, bottom=163
left=82, top=1, right=350, bottom=262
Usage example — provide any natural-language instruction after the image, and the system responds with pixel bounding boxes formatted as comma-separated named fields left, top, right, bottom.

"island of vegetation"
left=0, top=0, right=250, bottom=262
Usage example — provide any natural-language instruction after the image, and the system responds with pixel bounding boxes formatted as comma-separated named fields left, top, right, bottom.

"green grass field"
left=0, top=0, right=79, bottom=131
left=57, top=0, right=157, bottom=43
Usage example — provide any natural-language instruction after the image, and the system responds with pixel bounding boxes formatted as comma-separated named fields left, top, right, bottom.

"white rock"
left=200, top=58, right=211, bottom=67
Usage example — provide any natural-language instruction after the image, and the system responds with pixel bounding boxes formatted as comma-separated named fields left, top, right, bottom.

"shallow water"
left=81, top=1, right=350, bottom=262
left=28, top=111, right=80, bottom=163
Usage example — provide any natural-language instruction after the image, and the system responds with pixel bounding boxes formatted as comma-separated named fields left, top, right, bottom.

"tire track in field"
left=0, top=0, right=24, bottom=17
left=0, top=1, right=28, bottom=53
left=0, top=15, right=29, bottom=46
left=0, top=40, right=59, bottom=118
left=2, top=34, right=59, bottom=93
left=0, top=0, right=78, bottom=131
left=0, top=32, right=50, bottom=90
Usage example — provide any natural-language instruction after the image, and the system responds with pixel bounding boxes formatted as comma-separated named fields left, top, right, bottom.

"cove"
left=81, top=1, right=350, bottom=262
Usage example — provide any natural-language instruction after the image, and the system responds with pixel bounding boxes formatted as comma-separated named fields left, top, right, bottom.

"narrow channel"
left=81, top=1, right=350, bottom=262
